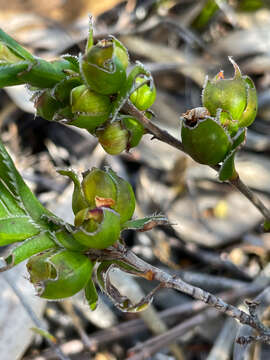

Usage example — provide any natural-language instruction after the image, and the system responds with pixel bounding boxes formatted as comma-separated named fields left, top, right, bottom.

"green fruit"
left=80, top=37, right=128, bottom=95
left=70, top=84, right=111, bottom=132
left=130, top=76, right=156, bottom=110
left=27, top=249, right=93, bottom=299
left=181, top=108, right=232, bottom=166
left=98, top=122, right=128, bottom=155
left=73, top=207, right=121, bottom=249
left=34, top=90, right=62, bottom=121
left=202, top=57, right=257, bottom=134
left=82, top=168, right=117, bottom=208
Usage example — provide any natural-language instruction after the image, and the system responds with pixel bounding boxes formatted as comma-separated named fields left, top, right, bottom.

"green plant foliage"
left=0, top=138, right=168, bottom=307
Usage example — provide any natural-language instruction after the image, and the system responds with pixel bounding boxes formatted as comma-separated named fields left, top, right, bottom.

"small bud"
left=130, top=76, right=156, bottom=110
left=27, top=249, right=94, bottom=299
left=181, top=107, right=232, bottom=166
left=202, top=57, right=257, bottom=134
left=69, top=84, right=111, bottom=132
left=80, top=37, right=128, bottom=95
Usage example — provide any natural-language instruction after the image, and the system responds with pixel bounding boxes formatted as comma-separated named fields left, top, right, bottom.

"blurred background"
left=0, top=1, right=270, bottom=359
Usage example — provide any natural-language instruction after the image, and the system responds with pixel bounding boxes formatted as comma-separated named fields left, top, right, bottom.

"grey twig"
left=87, top=278, right=267, bottom=350
left=88, top=244, right=270, bottom=349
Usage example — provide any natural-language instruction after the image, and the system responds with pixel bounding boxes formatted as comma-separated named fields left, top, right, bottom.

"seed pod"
left=80, top=37, right=128, bottom=95
left=73, top=207, right=121, bottom=249
left=69, top=84, right=111, bottom=132
left=130, top=76, right=156, bottom=110
left=181, top=107, right=232, bottom=166
left=60, top=167, right=136, bottom=225
left=82, top=168, right=116, bottom=209
left=27, top=249, right=93, bottom=299
left=106, top=168, right=135, bottom=224
left=202, top=57, right=257, bottom=134
left=97, top=116, right=145, bottom=155
left=34, top=90, right=62, bottom=121
left=97, top=122, right=128, bottom=155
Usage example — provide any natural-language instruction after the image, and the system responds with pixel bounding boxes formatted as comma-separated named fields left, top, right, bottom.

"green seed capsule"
left=98, top=122, right=129, bottom=155
left=73, top=207, right=121, bottom=249
left=202, top=57, right=257, bottom=134
left=59, top=167, right=136, bottom=225
left=34, top=90, right=62, bottom=121
left=27, top=249, right=93, bottom=299
left=69, top=84, right=111, bottom=132
left=181, top=107, right=232, bottom=166
left=80, top=37, right=128, bottom=95
left=82, top=168, right=117, bottom=209
left=130, top=76, right=156, bottom=110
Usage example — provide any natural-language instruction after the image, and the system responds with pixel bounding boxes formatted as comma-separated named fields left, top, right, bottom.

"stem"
left=123, top=100, right=270, bottom=221
left=89, top=244, right=270, bottom=344
left=230, top=173, right=270, bottom=220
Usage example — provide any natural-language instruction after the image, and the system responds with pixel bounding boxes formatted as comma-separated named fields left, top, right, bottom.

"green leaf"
left=219, top=150, right=237, bottom=181
left=0, top=138, right=56, bottom=225
left=122, top=214, right=169, bottom=231
left=0, top=28, right=35, bottom=61
left=84, top=277, right=98, bottom=311
left=0, top=216, right=40, bottom=245
left=0, top=62, right=29, bottom=87
left=0, top=138, right=66, bottom=247
left=31, top=327, right=57, bottom=343
left=3, top=231, right=57, bottom=269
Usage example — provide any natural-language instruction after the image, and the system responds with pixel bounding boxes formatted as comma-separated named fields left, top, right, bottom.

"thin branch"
left=123, top=100, right=185, bottom=152
left=87, top=278, right=267, bottom=350
left=88, top=244, right=270, bottom=345
left=230, top=173, right=270, bottom=220
left=123, top=100, right=270, bottom=221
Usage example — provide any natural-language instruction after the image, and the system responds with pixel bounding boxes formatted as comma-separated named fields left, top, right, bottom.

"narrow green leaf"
left=4, top=231, right=57, bottom=268
left=31, top=327, right=57, bottom=343
left=85, top=16, right=94, bottom=53
left=84, top=277, right=98, bottom=311
left=0, top=138, right=60, bottom=228
left=122, top=214, right=169, bottom=231
left=0, top=62, right=29, bottom=87
left=0, top=216, right=40, bottom=245
left=0, top=28, right=35, bottom=61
